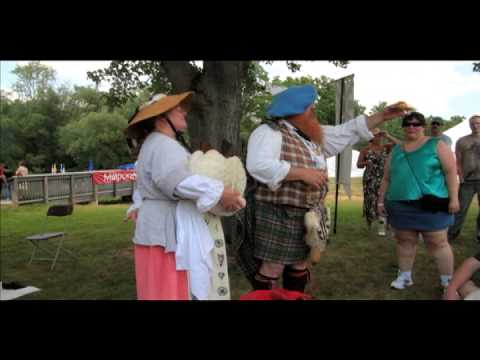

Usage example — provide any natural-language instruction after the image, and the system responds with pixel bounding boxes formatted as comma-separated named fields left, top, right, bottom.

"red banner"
left=92, top=170, right=136, bottom=185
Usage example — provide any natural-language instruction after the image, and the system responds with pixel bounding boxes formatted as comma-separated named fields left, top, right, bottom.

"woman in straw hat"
left=125, top=91, right=245, bottom=300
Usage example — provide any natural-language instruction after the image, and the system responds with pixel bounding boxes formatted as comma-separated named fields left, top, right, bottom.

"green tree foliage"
left=272, top=75, right=366, bottom=126
left=2, top=62, right=131, bottom=172
left=239, top=62, right=272, bottom=144
left=12, top=61, right=56, bottom=100
left=58, top=112, right=131, bottom=170
left=445, top=115, right=465, bottom=129
left=87, top=61, right=174, bottom=107
left=87, top=61, right=351, bottom=156
left=368, top=101, right=405, bottom=143
left=4, top=60, right=470, bottom=177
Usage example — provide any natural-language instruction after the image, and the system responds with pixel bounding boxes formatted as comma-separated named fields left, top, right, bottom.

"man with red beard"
left=244, top=85, right=407, bottom=293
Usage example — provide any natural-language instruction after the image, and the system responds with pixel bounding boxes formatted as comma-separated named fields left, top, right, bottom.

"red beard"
left=292, top=117, right=324, bottom=146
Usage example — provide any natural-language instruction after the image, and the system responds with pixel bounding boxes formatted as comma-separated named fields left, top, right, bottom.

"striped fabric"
left=255, top=124, right=323, bottom=209
left=254, top=201, right=310, bottom=263
left=236, top=121, right=330, bottom=284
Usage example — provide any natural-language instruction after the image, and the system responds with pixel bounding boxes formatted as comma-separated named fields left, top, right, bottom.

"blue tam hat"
left=266, top=85, right=317, bottom=118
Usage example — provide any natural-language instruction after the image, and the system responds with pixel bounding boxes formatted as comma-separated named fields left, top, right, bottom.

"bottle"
left=378, top=216, right=386, bottom=236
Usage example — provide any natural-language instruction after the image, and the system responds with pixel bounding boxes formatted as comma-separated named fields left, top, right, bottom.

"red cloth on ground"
left=239, top=288, right=313, bottom=300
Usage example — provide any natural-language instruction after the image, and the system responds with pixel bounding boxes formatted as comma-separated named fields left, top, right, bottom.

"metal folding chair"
left=25, top=204, right=76, bottom=271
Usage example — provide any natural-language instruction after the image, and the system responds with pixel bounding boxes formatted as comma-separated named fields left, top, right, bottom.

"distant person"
left=444, top=250, right=480, bottom=300
left=357, top=129, right=400, bottom=235
left=378, top=112, right=459, bottom=292
left=0, top=163, right=7, bottom=200
left=14, top=161, right=29, bottom=176
left=430, top=117, right=452, bottom=147
left=448, top=115, right=480, bottom=243
left=14, top=160, right=29, bottom=198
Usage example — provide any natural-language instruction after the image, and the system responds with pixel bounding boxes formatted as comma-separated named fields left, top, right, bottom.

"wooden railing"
left=10, top=172, right=135, bottom=206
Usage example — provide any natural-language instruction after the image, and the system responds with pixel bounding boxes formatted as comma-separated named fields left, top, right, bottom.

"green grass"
left=1, top=203, right=136, bottom=299
left=1, top=180, right=478, bottom=300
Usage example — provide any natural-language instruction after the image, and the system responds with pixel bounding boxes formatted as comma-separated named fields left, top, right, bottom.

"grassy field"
left=1, top=179, right=478, bottom=300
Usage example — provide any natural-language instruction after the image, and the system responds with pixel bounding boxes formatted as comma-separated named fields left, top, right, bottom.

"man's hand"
left=301, top=168, right=328, bottom=189
left=382, top=104, right=410, bottom=121
left=366, top=105, right=408, bottom=130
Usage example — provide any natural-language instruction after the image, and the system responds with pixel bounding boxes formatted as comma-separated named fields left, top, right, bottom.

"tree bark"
left=162, top=61, right=250, bottom=249
left=163, top=61, right=249, bottom=157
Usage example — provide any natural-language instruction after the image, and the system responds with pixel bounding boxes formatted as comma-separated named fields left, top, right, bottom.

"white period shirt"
left=246, top=115, right=373, bottom=190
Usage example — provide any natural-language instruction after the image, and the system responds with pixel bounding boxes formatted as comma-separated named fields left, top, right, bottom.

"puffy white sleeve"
left=174, top=175, right=224, bottom=213
left=322, top=115, right=374, bottom=158
left=246, top=124, right=290, bottom=191
left=126, top=188, right=143, bottom=215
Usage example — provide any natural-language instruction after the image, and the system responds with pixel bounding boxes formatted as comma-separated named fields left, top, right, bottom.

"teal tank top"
left=386, top=138, right=449, bottom=201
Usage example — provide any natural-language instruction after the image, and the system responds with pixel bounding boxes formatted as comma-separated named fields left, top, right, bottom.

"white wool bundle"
left=188, top=149, right=246, bottom=216
left=189, top=150, right=226, bottom=182
left=223, top=156, right=247, bottom=194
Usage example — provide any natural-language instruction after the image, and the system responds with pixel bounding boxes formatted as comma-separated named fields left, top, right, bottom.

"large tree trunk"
left=162, top=61, right=250, bottom=248
left=163, top=61, right=248, bottom=156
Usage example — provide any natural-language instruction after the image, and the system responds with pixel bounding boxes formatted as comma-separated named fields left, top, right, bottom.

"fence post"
left=93, top=181, right=98, bottom=206
left=113, top=182, right=117, bottom=198
left=43, top=176, right=49, bottom=203
left=70, top=175, right=75, bottom=205
left=11, top=177, right=18, bottom=207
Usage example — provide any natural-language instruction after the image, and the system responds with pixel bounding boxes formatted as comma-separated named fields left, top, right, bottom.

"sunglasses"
left=402, top=122, right=423, bottom=128
left=431, top=122, right=442, bottom=126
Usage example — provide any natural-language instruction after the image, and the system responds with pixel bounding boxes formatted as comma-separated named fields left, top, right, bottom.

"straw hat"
left=125, top=91, right=193, bottom=138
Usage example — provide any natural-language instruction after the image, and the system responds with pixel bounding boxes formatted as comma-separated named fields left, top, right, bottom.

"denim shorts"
left=385, top=200, right=454, bottom=231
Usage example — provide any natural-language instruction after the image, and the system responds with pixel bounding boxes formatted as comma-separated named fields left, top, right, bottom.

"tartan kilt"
left=254, top=201, right=309, bottom=264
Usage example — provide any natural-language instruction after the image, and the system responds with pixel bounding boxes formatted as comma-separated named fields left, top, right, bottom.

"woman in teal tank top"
left=377, top=112, right=460, bottom=295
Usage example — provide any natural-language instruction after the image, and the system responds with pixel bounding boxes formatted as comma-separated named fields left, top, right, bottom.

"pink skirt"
left=134, top=244, right=189, bottom=300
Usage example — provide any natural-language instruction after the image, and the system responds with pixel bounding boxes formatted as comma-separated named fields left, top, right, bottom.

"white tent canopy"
left=443, top=119, right=472, bottom=148
left=327, top=150, right=364, bottom=178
